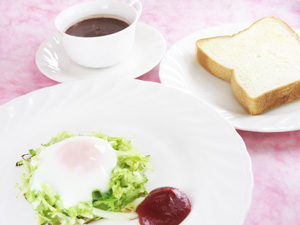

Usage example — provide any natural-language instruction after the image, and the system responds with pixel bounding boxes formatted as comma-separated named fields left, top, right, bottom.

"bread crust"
left=196, top=37, right=233, bottom=82
left=231, top=76, right=300, bottom=115
left=196, top=17, right=300, bottom=115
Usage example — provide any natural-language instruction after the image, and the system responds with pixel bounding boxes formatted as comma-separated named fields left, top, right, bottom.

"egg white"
left=31, top=136, right=117, bottom=208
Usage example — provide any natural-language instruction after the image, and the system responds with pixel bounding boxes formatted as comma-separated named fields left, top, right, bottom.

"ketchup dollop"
left=136, top=187, right=191, bottom=225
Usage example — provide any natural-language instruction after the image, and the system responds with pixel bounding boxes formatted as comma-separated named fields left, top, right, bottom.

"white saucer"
left=159, top=23, right=300, bottom=132
left=36, top=23, right=166, bottom=83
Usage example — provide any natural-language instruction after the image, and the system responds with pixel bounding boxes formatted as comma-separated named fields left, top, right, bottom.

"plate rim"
left=159, top=22, right=300, bottom=132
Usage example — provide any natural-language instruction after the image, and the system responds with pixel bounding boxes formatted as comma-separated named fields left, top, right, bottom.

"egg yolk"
left=57, top=140, right=102, bottom=174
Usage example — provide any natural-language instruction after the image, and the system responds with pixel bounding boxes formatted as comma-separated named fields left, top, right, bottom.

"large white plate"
left=36, top=23, right=166, bottom=83
left=0, top=79, right=252, bottom=225
left=159, top=23, right=300, bottom=132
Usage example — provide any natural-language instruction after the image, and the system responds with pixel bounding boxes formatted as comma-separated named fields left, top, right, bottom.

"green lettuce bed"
left=16, top=131, right=150, bottom=225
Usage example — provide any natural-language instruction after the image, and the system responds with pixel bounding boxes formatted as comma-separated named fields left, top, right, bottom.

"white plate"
left=159, top=23, right=300, bottom=132
left=0, top=79, right=252, bottom=225
left=36, top=23, right=166, bottom=83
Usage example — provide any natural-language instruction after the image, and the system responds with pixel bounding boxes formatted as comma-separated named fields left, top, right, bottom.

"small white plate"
left=36, top=23, right=166, bottom=83
left=159, top=23, right=300, bottom=132
left=0, top=79, right=252, bottom=225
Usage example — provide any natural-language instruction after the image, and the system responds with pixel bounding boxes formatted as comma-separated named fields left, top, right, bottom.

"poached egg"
left=31, top=136, right=117, bottom=207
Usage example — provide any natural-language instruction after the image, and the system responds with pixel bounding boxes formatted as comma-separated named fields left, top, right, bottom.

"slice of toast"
left=196, top=17, right=300, bottom=115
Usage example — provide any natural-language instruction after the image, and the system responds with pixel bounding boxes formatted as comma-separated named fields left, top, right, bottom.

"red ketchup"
left=136, top=187, right=191, bottom=225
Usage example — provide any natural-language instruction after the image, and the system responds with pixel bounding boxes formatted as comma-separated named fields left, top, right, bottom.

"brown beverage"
left=65, top=16, right=129, bottom=37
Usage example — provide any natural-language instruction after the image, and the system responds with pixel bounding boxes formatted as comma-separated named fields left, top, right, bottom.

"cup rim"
left=55, top=0, right=142, bottom=39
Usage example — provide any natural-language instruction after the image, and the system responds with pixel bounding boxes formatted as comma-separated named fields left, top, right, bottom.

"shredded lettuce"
left=16, top=131, right=150, bottom=225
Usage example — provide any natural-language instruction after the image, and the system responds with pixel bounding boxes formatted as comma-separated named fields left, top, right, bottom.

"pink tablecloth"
left=1, top=0, right=300, bottom=224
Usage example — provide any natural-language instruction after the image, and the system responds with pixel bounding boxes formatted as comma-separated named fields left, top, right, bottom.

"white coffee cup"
left=55, top=0, right=142, bottom=68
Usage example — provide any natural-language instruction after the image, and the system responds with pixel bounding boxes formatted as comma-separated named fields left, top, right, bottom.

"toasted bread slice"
left=196, top=17, right=300, bottom=115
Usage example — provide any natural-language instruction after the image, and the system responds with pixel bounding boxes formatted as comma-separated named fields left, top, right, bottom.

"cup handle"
left=128, top=0, right=142, bottom=18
